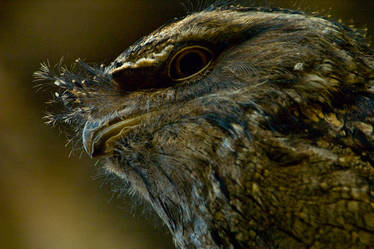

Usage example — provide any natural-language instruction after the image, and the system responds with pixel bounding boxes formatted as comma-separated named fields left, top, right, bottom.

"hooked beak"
left=82, top=116, right=142, bottom=158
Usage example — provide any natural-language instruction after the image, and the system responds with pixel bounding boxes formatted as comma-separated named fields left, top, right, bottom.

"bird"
left=35, top=2, right=374, bottom=249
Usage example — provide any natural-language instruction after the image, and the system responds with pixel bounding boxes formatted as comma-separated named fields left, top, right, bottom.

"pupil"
left=179, top=52, right=204, bottom=77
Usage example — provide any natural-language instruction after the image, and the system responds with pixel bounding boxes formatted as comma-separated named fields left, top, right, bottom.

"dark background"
left=0, top=1, right=373, bottom=249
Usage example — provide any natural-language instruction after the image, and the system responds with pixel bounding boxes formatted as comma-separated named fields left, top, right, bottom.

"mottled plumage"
left=35, top=3, right=374, bottom=249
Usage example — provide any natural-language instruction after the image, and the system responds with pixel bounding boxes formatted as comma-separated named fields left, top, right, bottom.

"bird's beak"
left=82, top=120, right=105, bottom=158
left=82, top=116, right=142, bottom=158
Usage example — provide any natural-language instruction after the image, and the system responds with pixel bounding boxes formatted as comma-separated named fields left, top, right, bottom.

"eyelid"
left=168, top=45, right=214, bottom=81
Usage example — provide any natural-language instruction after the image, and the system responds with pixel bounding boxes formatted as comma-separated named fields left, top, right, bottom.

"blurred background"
left=0, top=1, right=373, bottom=249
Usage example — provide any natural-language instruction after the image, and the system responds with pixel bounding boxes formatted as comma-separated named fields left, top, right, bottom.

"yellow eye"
left=168, top=45, right=213, bottom=81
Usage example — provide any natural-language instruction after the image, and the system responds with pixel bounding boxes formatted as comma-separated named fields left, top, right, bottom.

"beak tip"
left=82, top=121, right=97, bottom=158
left=82, top=142, right=93, bottom=158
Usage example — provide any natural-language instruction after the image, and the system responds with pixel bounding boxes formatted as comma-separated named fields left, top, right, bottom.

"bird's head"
left=35, top=4, right=374, bottom=248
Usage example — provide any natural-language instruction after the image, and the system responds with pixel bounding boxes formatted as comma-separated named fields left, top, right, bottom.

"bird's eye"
left=168, top=45, right=213, bottom=81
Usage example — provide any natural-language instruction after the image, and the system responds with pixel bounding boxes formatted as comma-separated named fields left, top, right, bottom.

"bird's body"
left=36, top=3, right=374, bottom=249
